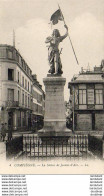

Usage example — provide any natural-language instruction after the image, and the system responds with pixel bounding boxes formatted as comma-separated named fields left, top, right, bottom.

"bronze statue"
left=45, top=25, right=68, bottom=75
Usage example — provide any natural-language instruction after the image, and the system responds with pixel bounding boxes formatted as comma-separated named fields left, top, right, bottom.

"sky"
left=0, top=0, right=104, bottom=100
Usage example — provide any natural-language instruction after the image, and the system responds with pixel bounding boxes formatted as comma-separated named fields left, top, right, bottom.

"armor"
left=45, top=26, right=68, bottom=75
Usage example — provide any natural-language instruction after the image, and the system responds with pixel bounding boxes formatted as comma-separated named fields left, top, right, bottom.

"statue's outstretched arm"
left=59, top=25, right=68, bottom=42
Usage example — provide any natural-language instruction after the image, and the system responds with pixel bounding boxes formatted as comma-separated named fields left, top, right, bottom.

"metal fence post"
left=30, top=137, right=31, bottom=159
left=46, top=140, right=47, bottom=157
left=54, top=142, right=55, bottom=157
left=38, top=140, right=39, bottom=158
left=42, top=141, right=43, bottom=158
left=66, top=141, right=67, bottom=157
left=85, top=136, right=88, bottom=159
left=50, top=140, right=51, bottom=158
left=70, top=141, right=71, bottom=158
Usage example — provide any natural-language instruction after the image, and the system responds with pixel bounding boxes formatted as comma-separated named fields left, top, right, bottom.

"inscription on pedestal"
left=43, top=76, right=66, bottom=129
left=38, top=76, right=71, bottom=136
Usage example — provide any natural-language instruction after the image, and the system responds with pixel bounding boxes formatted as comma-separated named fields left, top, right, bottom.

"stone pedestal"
left=38, top=75, right=71, bottom=138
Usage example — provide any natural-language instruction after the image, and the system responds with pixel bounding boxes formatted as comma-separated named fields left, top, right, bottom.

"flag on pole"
left=50, top=9, right=63, bottom=25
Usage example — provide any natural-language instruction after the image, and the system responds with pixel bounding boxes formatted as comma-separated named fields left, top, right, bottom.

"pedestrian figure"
left=4, top=123, right=8, bottom=141
left=8, top=125, right=12, bottom=141
left=1, top=123, right=6, bottom=142
left=0, top=123, right=2, bottom=141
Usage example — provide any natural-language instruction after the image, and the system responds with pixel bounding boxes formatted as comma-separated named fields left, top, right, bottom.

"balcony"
left=5, top=101, right=19, bottom=108
left=5, top=101, right=33, bottom=111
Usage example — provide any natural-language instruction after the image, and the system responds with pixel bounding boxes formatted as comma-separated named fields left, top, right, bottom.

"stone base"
left=38, top=128, right=72, bottom=144
left=38, top=128, right=72, bottom=137
left=47, top=74, right=62, bottom=77
left=43, top=121, right=67, bottom=132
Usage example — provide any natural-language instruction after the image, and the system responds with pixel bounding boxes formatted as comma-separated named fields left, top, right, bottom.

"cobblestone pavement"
left=0, top=141, right=6, bottom=160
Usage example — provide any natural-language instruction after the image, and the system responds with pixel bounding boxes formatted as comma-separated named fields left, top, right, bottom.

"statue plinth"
left=38, top=74, right=71, bottom=138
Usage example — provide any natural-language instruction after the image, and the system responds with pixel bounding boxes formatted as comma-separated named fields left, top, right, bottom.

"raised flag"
left=50, top=9, right=63, bottom=25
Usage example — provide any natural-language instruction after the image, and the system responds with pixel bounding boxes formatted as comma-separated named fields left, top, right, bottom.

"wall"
left=95, top=114, right=104, bottom=130
left=77, top=114, right=92, bottom=131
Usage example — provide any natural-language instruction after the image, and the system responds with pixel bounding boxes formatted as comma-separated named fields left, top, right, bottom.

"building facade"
left=31, top=74, right=45, bottom=130
left=68, top=62, right=104, bottom=132
left=0, top=44, right=45, bottom=131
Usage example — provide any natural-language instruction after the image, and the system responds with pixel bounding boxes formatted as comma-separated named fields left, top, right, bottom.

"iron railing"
left=5, top=101, right=19, bottom=107
left=22, top=135, right=88, bottom=159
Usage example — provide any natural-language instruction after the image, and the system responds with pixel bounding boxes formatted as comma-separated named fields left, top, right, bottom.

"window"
left=25, top=65, right=27, bottom=72
left=8, top=89, right=14, bottom=101
left=8, top=50, right=13, bottom=59
left=79, top=89, right=86, bottom=104
left=8, top=69, right=14, bottom=81
left=27, top=67, right=28, bottom=74
left=17, top=111, right=21, bottom=127
left=13, top=51, right=15, bottom=60
left=28, top=96, right=30, bottom=107
left=87, top=89, right=94, bottom=104
left=34, top=103, right=38, bottom=112
left=25, top=95, right=27, bottom=107
left=75, top=89, right=78, bottom=105
left=28, top=81, right=29, bottom=91
left=31, top=97, right=33, bottom=106
left=22, top=112, right=26, bottom=126
left=37, top=94, right=42, bottom=103
left=31, top=85, right=32, bottom=93
left=25, top=79, right=27, bottom=89
left=22, top=92, right=24, bottom=105
left=22, top=76, right=24, bottom=87
left=19, top=56, right=22, bottom=64
left=18, top=72, right=19, bottom=83
left=18, top=90, right=20, bottom=102
left=33, top=90, right=38, bottom=99
left=95, top=90, right=103, bottom=104
left=30, top=70, right=32, bottom=75
left=38, top=105, right=42, bottom=114
left=0, top=48, right=6, bottom=58
left=16, top=53, right=19, bottom=62
left=24, top=64, right=26, bottom=71
left=22, top=60, right=24, bottom=68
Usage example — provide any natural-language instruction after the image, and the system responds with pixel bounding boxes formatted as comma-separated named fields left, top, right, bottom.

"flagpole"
left=73, top=85, right=75, bottom=132
left=58, top=4, right=79, bottom=65
left=13, top=30, right=15, bottom=48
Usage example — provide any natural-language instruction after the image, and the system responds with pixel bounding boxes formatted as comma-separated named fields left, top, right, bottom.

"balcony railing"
left=6, top=101, right=33, bottom=110
left=5, top=101, right=19, bottom=107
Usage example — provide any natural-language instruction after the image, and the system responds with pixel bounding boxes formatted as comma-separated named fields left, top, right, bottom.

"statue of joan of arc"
left=45, top=25, right=68, bottom=75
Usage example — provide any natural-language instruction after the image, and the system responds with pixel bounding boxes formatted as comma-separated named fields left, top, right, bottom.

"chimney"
left=32, top=74, right=37, bottom=81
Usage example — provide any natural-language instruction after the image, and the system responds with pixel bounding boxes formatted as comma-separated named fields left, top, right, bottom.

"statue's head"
left=52, top=29, right=60, bottom=37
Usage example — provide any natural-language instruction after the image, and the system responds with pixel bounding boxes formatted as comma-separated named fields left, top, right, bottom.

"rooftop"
left=0, top=44, right=32, bottom=76
left=69, top=60, right=104, bottom=84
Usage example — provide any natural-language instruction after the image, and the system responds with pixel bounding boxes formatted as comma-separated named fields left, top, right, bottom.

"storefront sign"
left=87, top=89, right=94, bottom=104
